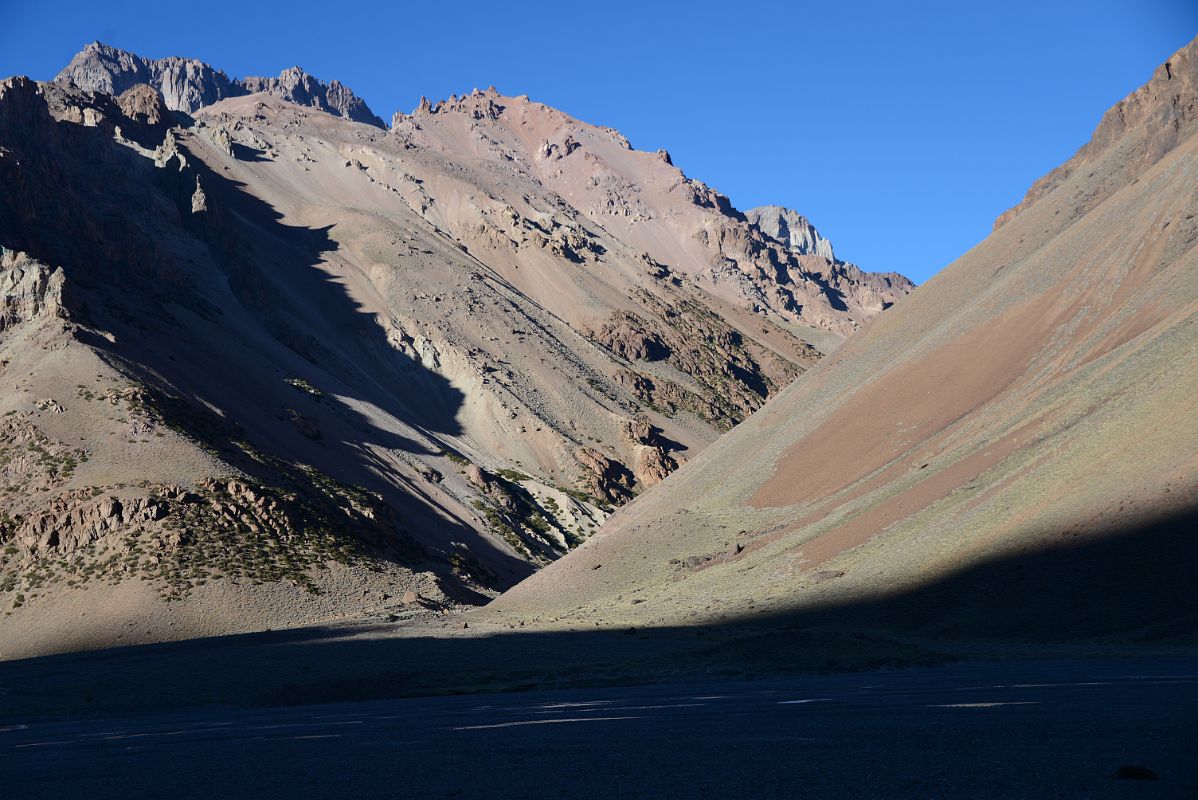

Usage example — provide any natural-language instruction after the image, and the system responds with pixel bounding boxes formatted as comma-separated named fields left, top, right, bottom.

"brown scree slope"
left=490, top=36, right=1198, bottom=641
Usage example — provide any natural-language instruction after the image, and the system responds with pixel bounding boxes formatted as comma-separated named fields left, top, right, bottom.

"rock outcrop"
left=115, top=83, right=167, bottom=126
left=239, top=67, right=385, bottom=128
left=575, top=447, right=637, bottom=504
left=746, top=205, right=835, bottom=261
left=621, top=420, right=678, bottom=488
left=0, top=250, right=64, bottom=330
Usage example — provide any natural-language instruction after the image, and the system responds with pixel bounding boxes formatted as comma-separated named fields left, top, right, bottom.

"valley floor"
left=2, top=656, right=1195, bottom=798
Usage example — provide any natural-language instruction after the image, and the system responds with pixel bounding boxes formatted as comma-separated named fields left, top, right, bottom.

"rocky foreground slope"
left=0, top=45, right=909, bottom=655
left=492, top=37, right=1198, bottom=642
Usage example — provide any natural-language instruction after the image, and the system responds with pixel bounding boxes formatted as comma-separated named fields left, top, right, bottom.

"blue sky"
left=2, top=1, right=1194, bottom=283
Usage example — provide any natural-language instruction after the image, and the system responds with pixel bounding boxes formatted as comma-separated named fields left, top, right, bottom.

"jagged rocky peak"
left=240, top=66, right=385, bottom=128
left=745, top=205, right=836, bottom=262
left=55, top=42, right=385, bottom=128
left=408, top=86, right=504, bottom=119
left=56, top=41, right=242, bottom=114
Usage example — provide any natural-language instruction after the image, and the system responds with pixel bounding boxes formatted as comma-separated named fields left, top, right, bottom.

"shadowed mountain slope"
left=0, top=45, right=909, bottom=656
left=491, top=36, right=1198, bottom=642
left=2, top=505, right=1194, bottom=724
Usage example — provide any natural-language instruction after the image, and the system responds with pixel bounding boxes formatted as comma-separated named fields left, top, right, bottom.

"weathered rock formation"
left=56, top=42, right=242, bottom=114
left=115, top=83, right=167, bottom=126
left=56, top=42, right=385, bottom=127
left=746, top=205, right=836, bottom=261
left=0, top=250, right=63, bottom=330
left=239, top=67, right=385, bottom=128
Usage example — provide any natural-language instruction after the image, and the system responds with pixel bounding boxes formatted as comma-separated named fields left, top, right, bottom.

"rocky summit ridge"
left=56, top=41, right=386, bottom=127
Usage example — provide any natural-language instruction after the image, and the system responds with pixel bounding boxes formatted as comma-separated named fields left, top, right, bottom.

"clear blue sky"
left=2, top=1, right=1194, bottom=283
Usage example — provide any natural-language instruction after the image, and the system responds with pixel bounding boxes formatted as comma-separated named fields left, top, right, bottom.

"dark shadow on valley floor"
left=1, top=503, right=1194, bottom=722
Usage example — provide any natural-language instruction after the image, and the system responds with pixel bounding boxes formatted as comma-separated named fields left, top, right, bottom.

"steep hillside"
left=0, top=45, right=908, bottom=655
left=492, top=37, right=1198, bottom=642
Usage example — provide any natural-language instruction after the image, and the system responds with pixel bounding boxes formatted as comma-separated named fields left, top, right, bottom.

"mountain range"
left=3, top=35, right=1194, bottom=660
left=0, top=43, right=910, bottom=655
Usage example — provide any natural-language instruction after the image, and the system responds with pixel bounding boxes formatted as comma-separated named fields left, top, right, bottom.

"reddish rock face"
left=116, top=84, right=166, bottom=126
